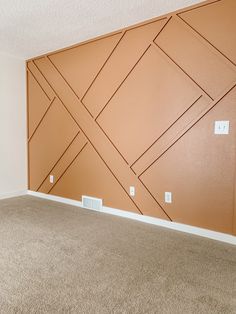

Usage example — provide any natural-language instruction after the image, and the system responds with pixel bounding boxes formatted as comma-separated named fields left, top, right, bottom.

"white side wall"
left=0, top=52, right=27, bottom=197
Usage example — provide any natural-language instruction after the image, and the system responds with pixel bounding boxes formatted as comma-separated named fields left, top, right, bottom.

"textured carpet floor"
left=0, top=196, right=235, bottom=313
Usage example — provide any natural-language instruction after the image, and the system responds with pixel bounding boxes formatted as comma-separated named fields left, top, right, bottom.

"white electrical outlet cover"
left=129, top=186, right=135, bottom=197
left=49, top=175, right=54, bottom=183
left=214, top=121, right=229, bottom=134
left=165, top=192, right=172, bottom=203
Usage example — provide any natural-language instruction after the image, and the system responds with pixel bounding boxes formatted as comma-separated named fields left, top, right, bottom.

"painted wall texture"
left=27, top=0, right=236, bottom=235
left=0, top=52, right=27, bottom=197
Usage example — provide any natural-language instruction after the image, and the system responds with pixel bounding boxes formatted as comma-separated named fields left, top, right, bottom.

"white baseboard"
left=0, top=189, right=28, bottom=200
left=27, top=190, right=236, bottom=246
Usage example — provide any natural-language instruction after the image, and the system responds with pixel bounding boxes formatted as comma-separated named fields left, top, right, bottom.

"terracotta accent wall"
left=27, top=0, right=236, bottom=235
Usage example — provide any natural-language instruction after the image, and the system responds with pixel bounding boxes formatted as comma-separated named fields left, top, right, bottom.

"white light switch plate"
left=214, top=121, right=229, bottom=134
left=165, top=192, right=172, bottom=203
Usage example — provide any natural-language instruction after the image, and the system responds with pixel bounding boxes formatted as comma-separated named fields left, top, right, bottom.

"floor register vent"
left=82, top=196, right=103, bottom=211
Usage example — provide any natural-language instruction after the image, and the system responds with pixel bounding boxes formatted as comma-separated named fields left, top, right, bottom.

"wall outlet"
left=129, top=186, right=135, bottom=197
left=165, top=192, right=172, bottom=203
left=49, top=175, right=54, bottom=184
left=214, top=121, right=229, bottom=134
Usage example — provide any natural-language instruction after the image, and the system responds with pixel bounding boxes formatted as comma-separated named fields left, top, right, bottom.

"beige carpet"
left=0, top=196, right=235, bottom=314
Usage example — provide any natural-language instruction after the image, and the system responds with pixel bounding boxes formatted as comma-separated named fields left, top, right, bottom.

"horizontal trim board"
left=27, top=190, right=236, bottom=246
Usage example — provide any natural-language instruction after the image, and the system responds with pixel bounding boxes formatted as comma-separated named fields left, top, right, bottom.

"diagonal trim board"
left=49, top=32, right=123, bottom=101
left=30, top=57, right=170, bottom=220
left=132, top=84, right=236, bottom=176
left=26, top=190, right=236, bottom=246
left=178, top=0, right=236, bottom=66
left=82, top=18, right=169, bottom=118
left=27, top=0, right=236, bottom=235
left=49, top=143, right=140, bottom=213
left=38, top=132, right=87, bottom=194
left=27, top=62, right=55, bottom=100
left=27, top=71, right=52, bottom=138
left=28, top=97, right=79, bottom=191
left=96, top=44, right=204, bottom=166
left=155, top=16, right=236, bottom=100
left=28, top=97, right=56, bottom=142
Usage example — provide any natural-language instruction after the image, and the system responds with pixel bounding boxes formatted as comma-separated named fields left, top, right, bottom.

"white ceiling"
left=0, top=0, right=204, bottom=60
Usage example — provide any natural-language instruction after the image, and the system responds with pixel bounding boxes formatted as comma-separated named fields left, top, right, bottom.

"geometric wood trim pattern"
left=27, top=0, right=236, bottom=235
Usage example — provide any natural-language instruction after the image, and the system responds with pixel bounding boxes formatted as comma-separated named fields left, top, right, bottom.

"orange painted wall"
left=27, top=0, right=236, bottom=235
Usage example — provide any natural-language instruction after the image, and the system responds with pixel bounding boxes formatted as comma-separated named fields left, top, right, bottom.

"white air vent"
left=82, top=195, right=103, bottom=211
